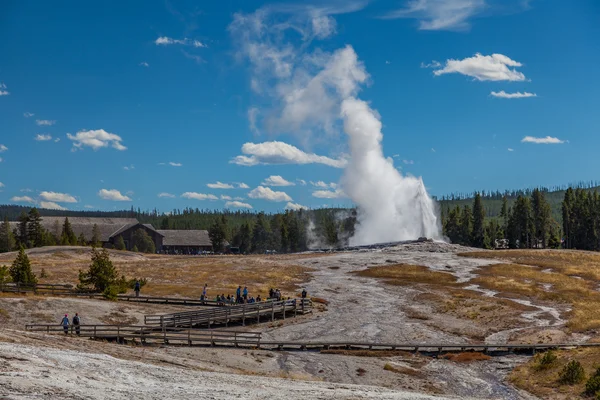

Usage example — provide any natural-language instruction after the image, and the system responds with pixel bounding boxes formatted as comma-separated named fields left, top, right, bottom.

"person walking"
left=201, top=283, right=208, bottom=301
left=301, top=289, right=307, bottom=299
left=61, top=314, right=70, bottom=335
left=134, top=280, right=141, bottom=297
left=72, top=313, right=81, bottom=336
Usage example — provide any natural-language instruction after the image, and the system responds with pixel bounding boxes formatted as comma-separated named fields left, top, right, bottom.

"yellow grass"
left=461, top=250, right=600, bottom=332
left=509, top=348, right=600, bottom=399
left=352, top=264, right=457, bottom=287
left=383, top=363, right=424, bottom=377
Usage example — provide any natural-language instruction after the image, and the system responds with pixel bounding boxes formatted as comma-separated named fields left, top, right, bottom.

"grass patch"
left=383, top=363, right=424, bottom=377
left=352, top=264, right=457, bottom=287
left=442, top=352, right=491, bottom=362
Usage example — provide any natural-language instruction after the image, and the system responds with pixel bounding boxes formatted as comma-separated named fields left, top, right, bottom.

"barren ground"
left=1, top=243, right=597, bottom=399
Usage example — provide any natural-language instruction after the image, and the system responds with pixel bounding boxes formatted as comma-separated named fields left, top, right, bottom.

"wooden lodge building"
left=11, top=216, right=214, bottom=253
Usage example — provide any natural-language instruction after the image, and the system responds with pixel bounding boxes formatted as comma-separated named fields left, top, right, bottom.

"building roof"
left=157, top=230, right=212, bottom=247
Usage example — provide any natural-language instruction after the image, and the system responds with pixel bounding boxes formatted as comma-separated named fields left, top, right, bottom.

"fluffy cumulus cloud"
left=11, top=196, right=35, bottom=203
left=237, top=183, right=250, bottom=189
left=381, top=0, right=485, bottom=30
left=430, top=53, right=527, bottom=81
left=98, top=189, right=132, bottom=201
left=0, top=144, right=7, bottom=152
left=181, top=192, right=219, bottom=201
left=231, top=141, right=347, bottom=168
left=155, top=36, right=207, bottom=48
left=310, top=181, right=337, bottom=188
left=312, top=188, right=346, bottom=198
left=207, top=182, right=234, bottom=189
left=67, top=129, right=127, bottom=151
left=221, top=195, right=232, bottom=200
left=35, top=134, right=53, bottom=141
left=139, top=62, right=149, bottom=67
left=39, top=191, right=77, bottom=203
left=36, top=119, right=56, bottom=126
left=491, top=90, right=537, bottom=99
left=297, top=179, right=307, bottom=186
left=158, top=192, right=175, bottom=198
left=248, top=186, right=292, bottom=202
left=521, top=136, right=566, bottom=144
left=285, top=202, right=308, bottom=210
left=39, top=201, right=67, bottom=210
left=0, top=83, right=9, bottom=96
left=262, top=175, right=295, bottom=187
left=225, top=201, right=253, bottom=209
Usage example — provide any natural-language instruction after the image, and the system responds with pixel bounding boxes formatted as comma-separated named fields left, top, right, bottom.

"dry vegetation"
left=509, top=348, right=600, bottom=399
left=0, top=248, right=313, bottom=299
left=442, top=352, right=491, bottom=363
left=462, top=250, right=600, bottom=332
left=352, top=264, right=457, bottom=287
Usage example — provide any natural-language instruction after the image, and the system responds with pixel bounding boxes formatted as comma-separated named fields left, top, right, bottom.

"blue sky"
left=0, top=0, right=599, bottom=213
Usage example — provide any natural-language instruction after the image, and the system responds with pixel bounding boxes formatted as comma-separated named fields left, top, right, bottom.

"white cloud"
left=84, top=205, right=95, bottom=209
left=508, top=148, right=514, bottom=152
left=231, top=141, right=347, bottom=168
left=262, top=175, right=295, bottom=187
left=0, top=157, right=3, bottom=162
left=23, top=112, right=34, bottom=118
left=207, top=181, right=234, bottom=189
left=139, top=62, right=149, bottom=67
left=39, top=201, right=67, bottom=211
left=285, top=202, right=308, bottom=210
left=67, top=129, right=127, bottom=151
left=39, top=191, right=77, bottom=203
left=403, top=159, right=414, bottom=165
left=431, top=53, right=527, bottom=82
left=392, top=154, right=400, bottom=158
left=54, top=138, right=60, bottom=143
left=0, top=83, right=9, bottom=96
left=98, top=189, right=132, bottom=201
left=0, top=144, right=7, bottom=152
left=36, top=119, right=56, bottom=126
left=248, top=107, right=260, bottom=134
left=123, top=165, right=135, bottom=171
left=169, top=162, right=182, bottom=167
left=312, top=188, right=346, bottom=198
left=381, top=0, right=485, bottom=31
left=234, top=196, right=245, bottom=201
left=11, top=196, right=35, bottom=203
left=225, top=201, right=253, bottom=209
left=310, top=181, right=338, bottom=189
left=431, top=148, right=436, bottom=152
left=0, top=182, right=3, bottom=188
left=181, top=192, right=219, bottom=201
left=35, top=134, right=53, bottom=141
left=521, top=136, right=566, bottom=144
left=237, top=183, right=250, bottom=189
left=248, top=186, right=292, bottom=202
left=158, top=192, right=175, bottom=198
left=221, top=195, right=232, bottom=200
left=21, top=188, right=32, bottom=193
left=491, top=90, right=537, bottom=99
left=297, top=179, right=307, bottom=186
left=155, top=36, right=207, bottom=48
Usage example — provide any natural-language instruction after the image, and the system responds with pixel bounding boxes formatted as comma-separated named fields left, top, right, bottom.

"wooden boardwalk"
left=0, top=283, right=225, bottom=307
left=144, top=299, right=313, bottom=328
left=24, top=324, right=600, bottom=355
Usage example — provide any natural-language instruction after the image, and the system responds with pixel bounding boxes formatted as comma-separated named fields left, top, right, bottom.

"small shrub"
left=127, top=278, right=147, bottom=290
left=585, top=376, right=600, bottom=397
left=534, top=350, right=558, bottom=371
left=559, top=360, right=585, bottom=385
left=0, top=265, right=11, bottom=284
left=40, top=268, right=48, bottom=279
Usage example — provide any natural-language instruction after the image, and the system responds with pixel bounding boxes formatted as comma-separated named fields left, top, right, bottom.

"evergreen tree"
left=132, top=229, right=156, bottom=253
left=251, top=212, right=271, bottom=253
left=91, top=224, right=100, bottom=247
left=78, top=248, right=119, bottom=292
left=238, top=222, right=252, bottom=254
left=444, top=206, right=462, bottom=244
left=16, top=211, right=29, bottom=248
left=60, top=217, right=77, bottom=245
left=484, top=219, right=501, bottom=249
left=471, top=193, right=485, bottom=248
left=532, top=189, right=552, bottom=248
left=160, top=217, right=170, bottom=229
left=9, top=246, right=37, bottom=284
left=562, top=188, right=575, bottom=249
left=27, top=208, right=45, bottom=248
left=0, top=216, right=16, bottom=253
left=208, top=216, right=227, bottom=253
left=510, top=196, right=533, bottom=248
left=459, top=205, right=473, bottom=246
left=132, top=245, right=139, bottom=252
left=78, top=232, right=87, bottom=246
left=500, top=195, right=509, bottom=236
left=114, top=235, right=126, bottom=250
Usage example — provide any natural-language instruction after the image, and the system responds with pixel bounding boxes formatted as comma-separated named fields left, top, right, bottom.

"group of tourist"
left=199, top=284, right=308, bottom=305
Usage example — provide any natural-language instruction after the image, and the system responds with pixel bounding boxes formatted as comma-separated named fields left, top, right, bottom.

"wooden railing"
left=25, top=324, right=261, bottom=346
left=144, top=298, right=313, bottom=327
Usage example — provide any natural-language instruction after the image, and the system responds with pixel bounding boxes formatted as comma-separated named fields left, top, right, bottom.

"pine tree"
left=16, top=211, right=29, bottom=248
left=27, top=208, right=45, bottom=248
left=251, top=212, right=270, bottom=254
left=459, top=205, right=473, bottom=246
left=238, top=222, right=252, bottom=254
left=0, top=216, right=16, bottom=253
left=208, top=217, right=227, bottom=253
left=532, top=189, right=552, bottom=248
left=132, top=245, right=139, bottom=252
left=562, top=188, right=575, bottom=249
left=511, top=196, right=534, bottom=248
left=114, top=235, right=126, bottom=250
left=78, top=232, right=86, bottom=246
left=91, top=224, right=100, bottom=247
left=78, top=248, right=119, bottom=292
left=444, top=206, right=462, bottom=244
left=9, top=246, right=37, bottom=284
left=500, top=196, right=509, bottom=236
left=471, top=193, right=485, bottom=248
left=60, top=217, right=77, bottom=245
left=132, top=228, right=155, bottom=253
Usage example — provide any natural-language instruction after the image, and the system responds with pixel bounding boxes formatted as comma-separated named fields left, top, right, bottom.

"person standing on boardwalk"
left=243, top=286, right=248, bottom=302
left=134, top=280, right=141, bottom=297
left=236, top=285, right=241, bottom=303
left=301, top=289, right=307, bottom=299
left=201, top=283, right=207, bottom=301
left=72, top=313, right=81, bottom=336
left=61, top=314, right=69, bottom=334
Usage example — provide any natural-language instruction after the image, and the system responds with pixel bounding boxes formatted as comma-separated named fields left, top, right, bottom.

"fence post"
left=271, top=302, right=275, bottom=321
left=234, top=331, right=238, bottom=347
left=94, top=325, right=97, bottom=338
left=188, top=328, right=191, bottom=346
left=282, top=301, right=286, bottom=320
left=257, top=304, right=260, bottom=323
left=242, top=305, right=246, bottom=326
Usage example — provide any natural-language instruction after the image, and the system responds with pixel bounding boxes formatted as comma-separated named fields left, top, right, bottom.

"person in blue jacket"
left=242, top=286, right=248, bottom=302
left=61, top=314, right=69, bottom=334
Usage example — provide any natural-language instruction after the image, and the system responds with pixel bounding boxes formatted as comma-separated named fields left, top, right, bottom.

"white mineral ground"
left=0, top=242, right=581, bottom=399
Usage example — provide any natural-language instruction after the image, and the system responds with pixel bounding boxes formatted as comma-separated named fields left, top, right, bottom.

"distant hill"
left=437, top=183, right=600, bottom=222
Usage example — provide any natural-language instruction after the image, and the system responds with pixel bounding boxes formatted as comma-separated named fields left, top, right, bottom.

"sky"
left=0, top=0, right=599, bottom=213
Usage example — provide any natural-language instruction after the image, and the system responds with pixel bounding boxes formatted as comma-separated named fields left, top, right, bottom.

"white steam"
left=230, top=7, right=442, bottom=245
